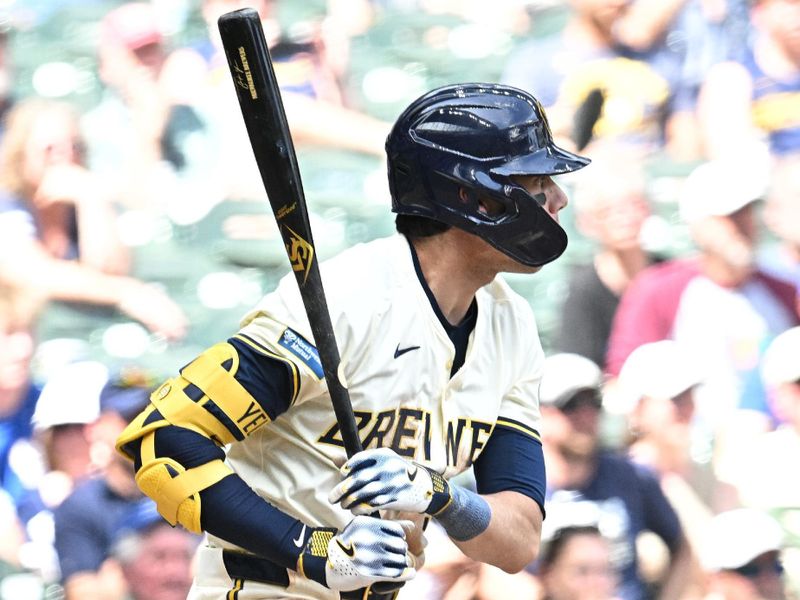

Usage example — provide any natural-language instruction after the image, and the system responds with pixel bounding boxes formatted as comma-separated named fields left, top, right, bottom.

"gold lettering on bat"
left=276, top=202, right=297, bottom=220
left=282, top=224, right=314, bottom=285
left=231, top=61, right=248, bottom=93
left=238, top=47, right=258, bottom=99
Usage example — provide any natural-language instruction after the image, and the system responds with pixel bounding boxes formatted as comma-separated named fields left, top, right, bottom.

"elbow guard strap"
left=146, top=342, right=271, bottom=445
left=135, top=429, right=233, bottom=533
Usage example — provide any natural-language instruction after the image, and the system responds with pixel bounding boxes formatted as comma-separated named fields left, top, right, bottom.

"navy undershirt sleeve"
left=200, top=477, right=306, bottom=568
left=473, top=424, right=546, bottom=517
left=227, top=336, right=294, bottom=420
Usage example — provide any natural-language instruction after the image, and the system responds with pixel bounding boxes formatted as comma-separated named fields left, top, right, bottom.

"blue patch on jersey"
left=278, top=328, right=324, bottom=378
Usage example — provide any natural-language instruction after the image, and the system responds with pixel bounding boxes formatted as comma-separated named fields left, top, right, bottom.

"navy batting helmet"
left=386, top=83, right=590, bottom=266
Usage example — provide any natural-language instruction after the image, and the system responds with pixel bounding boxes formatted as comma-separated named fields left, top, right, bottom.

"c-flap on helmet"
left=386, top=83, right=590, bottom=266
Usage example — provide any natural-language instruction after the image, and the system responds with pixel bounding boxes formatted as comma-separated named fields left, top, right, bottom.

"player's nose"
left=543, top=180, right=568, bottom=222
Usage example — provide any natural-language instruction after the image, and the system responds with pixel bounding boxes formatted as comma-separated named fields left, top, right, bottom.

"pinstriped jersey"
left=216, top=233, right=545, bottom=537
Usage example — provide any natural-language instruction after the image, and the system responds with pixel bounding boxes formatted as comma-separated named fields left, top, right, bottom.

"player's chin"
left=503, top=261, right=543, bottom=275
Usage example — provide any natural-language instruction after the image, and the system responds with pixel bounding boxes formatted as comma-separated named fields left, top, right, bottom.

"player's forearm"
left=122, top=424, right=308, bottom=569
left=449, top=490, right=542, bottom=573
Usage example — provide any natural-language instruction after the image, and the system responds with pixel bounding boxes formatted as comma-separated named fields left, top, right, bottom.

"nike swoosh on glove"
left=328, top=447, right=452, bottom=516
left=298, top=515, right=417, bottom=592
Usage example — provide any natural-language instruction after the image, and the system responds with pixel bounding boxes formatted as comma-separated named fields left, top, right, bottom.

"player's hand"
left=329, top=448, right=451, bottom=516
left=300, top=516, right=416, bottom=592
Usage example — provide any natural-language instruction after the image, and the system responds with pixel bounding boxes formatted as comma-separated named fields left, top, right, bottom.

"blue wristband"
left=434, top=485, right=491, bottom=542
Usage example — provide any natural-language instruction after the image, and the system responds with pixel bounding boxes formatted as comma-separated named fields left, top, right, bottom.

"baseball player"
left=116, top=82, right=590, bottom=600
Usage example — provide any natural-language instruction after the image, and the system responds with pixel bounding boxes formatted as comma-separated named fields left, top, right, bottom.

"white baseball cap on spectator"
left=609, top=340, right=702, bottom=414
left=539, top=353, right=603, bottom=409
left=679, top=157, right=769, bottom=223
left=32, top=361, right=107, bottom=430
left=701, top=509, right=784, bottom=572
left=762, top=326, right=800, bottom=389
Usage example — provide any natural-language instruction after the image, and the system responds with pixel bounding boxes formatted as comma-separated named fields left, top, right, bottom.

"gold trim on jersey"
left=227, top=578, right=244, bottom=600
left=495, top=417, right=541, bottom=442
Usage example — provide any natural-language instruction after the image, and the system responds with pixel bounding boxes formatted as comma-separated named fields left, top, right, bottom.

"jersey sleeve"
left=474, top=302, right=546, bottom=513
left=495, top=308, right=545, bottom=443
left=237, top=273, right=346, bottom=408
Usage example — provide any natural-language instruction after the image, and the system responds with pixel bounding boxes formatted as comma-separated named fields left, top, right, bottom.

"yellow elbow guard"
left=118, top=342, right=273, bottom=458
left=159, top=342, right=272, bottom=443
left=134, top=430, right=234, bottom=533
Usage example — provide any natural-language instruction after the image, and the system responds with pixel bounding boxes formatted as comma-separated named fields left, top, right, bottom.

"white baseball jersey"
left=193, top=233, right=545, bottom=598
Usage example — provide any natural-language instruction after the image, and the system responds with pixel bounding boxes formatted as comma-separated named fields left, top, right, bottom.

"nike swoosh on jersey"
left=336, top=539, right=356, bottom=559
left=293, top=524, right=307, bottom=548
left=407, top=465, right=418, bottom=481
left=394, top=344, right=421, bottom=358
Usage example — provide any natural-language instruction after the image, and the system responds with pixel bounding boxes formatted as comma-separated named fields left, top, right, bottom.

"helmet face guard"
left=387, top=83, right=590, bottom=267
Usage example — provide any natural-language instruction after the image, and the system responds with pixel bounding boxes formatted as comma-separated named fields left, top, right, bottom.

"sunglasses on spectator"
left=731, top=560, right=784, bottom=579
left=561, top=389, right=603, bottom=414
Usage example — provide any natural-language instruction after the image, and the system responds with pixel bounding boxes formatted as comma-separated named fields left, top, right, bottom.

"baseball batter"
left=116, top=83, right=590, bottom=599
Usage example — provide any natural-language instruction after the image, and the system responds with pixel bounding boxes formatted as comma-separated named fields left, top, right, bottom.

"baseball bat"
left=217, top=8, right=362, bottom=459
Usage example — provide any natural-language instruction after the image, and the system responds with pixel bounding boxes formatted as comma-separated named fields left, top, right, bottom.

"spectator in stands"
left=0, top=280, right=43, bottom=507
left=107, top=498, right=198, bottom=600
left=761, top=153, right=800, bottom=298
left=538, top=353, right=694, bottom=600
left=553, top=146, right=658, bottom=369
left=0, top=280, right=42, bottom=575
left=0, top=97, right=187, bottom=341
left=0, top=487, right=25, bottom=578
left=698, top=0, right=800, bottom=159
left=616, top=341, right=702, bottom=479
left=500, top=0, right=699, bottom=157
left=164, top=0, right=392, bottom=203
left=0, top=17, right=16, bottom=143
left=29, top=361, right=104, bottom=487
left=613, top=339, right=740, bottom=588
left=537, top=524, right=618, bottom=600
left=83, top=1, right=212, bottom=212
left=606, top=159, right=799, bottom=456
left=17, top=361, right=111, bottom=585
left=726, top=326, right=800, bottom=512
left=615, top=340, right=740, bottom=506
left=53, top=373, right=153, bottom=600
left=700, top=509, right=788, bottom=600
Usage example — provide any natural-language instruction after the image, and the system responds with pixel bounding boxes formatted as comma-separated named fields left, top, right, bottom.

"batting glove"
left=329, top=448, right=451, bottom=516
left=298, top=515, right=416, bottom=592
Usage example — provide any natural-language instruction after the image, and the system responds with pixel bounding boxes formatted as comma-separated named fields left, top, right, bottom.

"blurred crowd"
left=0, top=0, right=798, bottom=599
